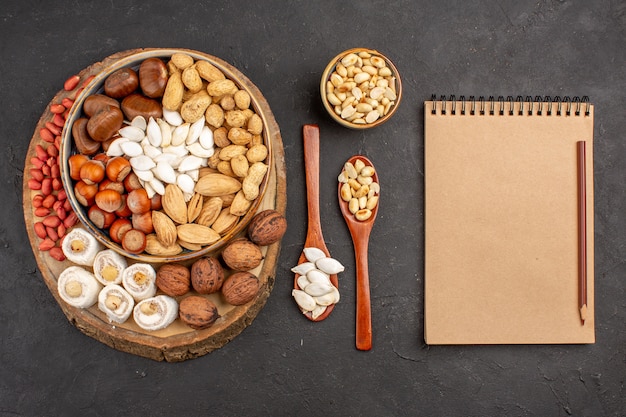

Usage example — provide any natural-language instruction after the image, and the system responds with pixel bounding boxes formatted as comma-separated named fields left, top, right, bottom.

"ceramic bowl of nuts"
left=320, top=48, right=402, bottom=129
left=60, top=48, right=274, bottom=263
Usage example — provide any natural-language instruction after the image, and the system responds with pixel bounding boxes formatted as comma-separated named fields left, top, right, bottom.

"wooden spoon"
left=338, top=155, right=379, bottom=351
left=293, top=124, right=338, bottom=322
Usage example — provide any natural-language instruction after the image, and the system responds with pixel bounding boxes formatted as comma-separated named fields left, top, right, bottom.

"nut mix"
left=27, top=52, right=287, bottom=336
left=66, top=52, right=271, bottom=257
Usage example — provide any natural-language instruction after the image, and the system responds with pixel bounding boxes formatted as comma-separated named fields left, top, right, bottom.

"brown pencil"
left=577, top=141, right=587, bottom=324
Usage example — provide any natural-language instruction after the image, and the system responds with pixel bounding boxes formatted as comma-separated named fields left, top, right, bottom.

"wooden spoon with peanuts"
left=337, top=155, right=379, bottom=351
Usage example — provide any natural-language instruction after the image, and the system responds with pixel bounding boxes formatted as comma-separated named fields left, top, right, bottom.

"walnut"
left=221, top=238, right=263, bottom=271
left=155, top=263, right=190, bottom=296
left=221, top=271, right=260, bottom=306
left=179, top=296, right=219, bottom=330
left=190, top=257, right=225, bottom=294
left=247, top=209, right=287, bottom=246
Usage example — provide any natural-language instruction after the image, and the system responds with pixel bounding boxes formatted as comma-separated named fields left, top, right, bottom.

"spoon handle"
left=303, top=125, right=323, bottom=243
left=353, top=230, right=372, bottom=350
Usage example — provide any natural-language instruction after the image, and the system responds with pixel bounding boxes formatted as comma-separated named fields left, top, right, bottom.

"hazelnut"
left=191, top=257, right=224, bottom=294
left=156, top=263, right=191, bottom=296
left=121, top=229, right=147, bottom=254
left=221, top=271, right=260, bottom=306
left=79, top=159, right=105, bottom=185
left=179, top=296, right=220, bottom=330
left=94, top=189, right=123, bottom=213
left=247, top=209, right=287, bottom=246
left=108, top=218, right=132, bottom=244
left=221, top=239, right=263, bottom=271
left=105, top=156, right=131, bottom=183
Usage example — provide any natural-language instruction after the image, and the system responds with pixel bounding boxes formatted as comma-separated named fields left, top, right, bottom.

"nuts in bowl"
left=60, top=49, right=274, bottom=262
left=320, top=48, right=402, bottom=129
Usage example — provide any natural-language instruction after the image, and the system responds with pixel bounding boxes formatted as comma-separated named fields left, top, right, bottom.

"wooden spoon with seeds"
left=338, top=155, right=379, bottom=351
left=293, top=124, right=338, bottom=322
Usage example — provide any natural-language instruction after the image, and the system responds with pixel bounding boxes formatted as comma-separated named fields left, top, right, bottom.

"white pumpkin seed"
left=119, top=125, right=145, bottom=142
left=311, top=305, right=327, bottom=319
left=171, top=123, right=190, bottom=146
left=177, top=155, right=203, bottom=172
left=306, top=269, right=331, bottom=285
left=291, top=262, right=316, bottom=276
left=146, top=117, right=162, bottom=147
left=130, top=116, right=147, bottom=131
left=153, top=152, right=178, bottom=165
left=157, top=118, right=172, bottom=147
left=186, top=142, right=215, bottom=158
left=303, top=282, right=333, bottom=297
left=292, top=289, right=316, bottom=312
left=186, top=117, right=205, bottom=145
left=303, top=247, right=326, bottom=263
left=176, top=173, right=195, bottom=194
left=162, top=144, right=188, bottom=157
left=134, top=169, right=154, bottom=182
left=162, top=108, right=183, bottom=126
left=143, top=181, right=156, bottom=199
left=186, top=169, right=199, bottom=182
left=315, top=257, right=345, bottom=274
left=154, top=161, right=177, bottom=184
left=149, top=178, right=165, bottom=196
left=142, top=143, right=161, bottom=159
left=106, top=137, right=129, bottom=157
left=315, top=287, right=340, bottom=306
left=296, top=275, right=310, bottom=291
left=119, top=141, right=143, bottom=157
left=130, top=155, right=156, bottom=171
left=199, top=125, right=214, bottom=149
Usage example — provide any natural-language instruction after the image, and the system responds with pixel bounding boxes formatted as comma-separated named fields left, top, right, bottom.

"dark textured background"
left=2, top=1, right=625, bottom=416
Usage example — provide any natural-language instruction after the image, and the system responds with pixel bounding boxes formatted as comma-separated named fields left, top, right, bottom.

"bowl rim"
left=320, top=47, right=402, bottom=129
left=60, top=48, right=274, bottom=263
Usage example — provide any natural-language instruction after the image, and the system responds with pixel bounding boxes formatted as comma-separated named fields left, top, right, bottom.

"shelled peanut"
left=27, top=74, right=93, bottom=261
left=338, top=158, right=379, bottom=221
left=66, top=52, right=270, bottom=256
left=325, top=51, right=398, bottom=125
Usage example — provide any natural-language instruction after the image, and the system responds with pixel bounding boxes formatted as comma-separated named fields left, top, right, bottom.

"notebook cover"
left=424, top=98, right=595, bottom=344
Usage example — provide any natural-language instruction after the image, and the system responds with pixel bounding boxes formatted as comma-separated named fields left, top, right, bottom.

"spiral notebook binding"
left=430, top=95, right=591, bottom=116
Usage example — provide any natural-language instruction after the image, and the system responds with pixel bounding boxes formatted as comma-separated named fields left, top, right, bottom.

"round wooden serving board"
left=22, top=49, right=287, bottom=362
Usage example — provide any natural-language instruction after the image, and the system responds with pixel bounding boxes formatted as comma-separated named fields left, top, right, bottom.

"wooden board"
left=22, top=49, right=287, bottom=362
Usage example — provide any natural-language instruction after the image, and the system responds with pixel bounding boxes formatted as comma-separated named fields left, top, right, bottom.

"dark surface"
left=2, top=1, right=625, bottom=416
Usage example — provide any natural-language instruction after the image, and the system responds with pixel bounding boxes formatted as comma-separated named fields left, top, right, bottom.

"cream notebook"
left=424, top=96, right=595, bottom=344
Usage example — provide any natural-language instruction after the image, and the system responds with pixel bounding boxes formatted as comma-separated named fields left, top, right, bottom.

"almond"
left=187, top=192, right=203, bottom=223
left=211, top=207, right=239, bottom=235
left=144, top=233, right=183, bottom=256
left=194, top=173, right=242, bottom=197
left=152, top=210, right=177, bottom=247
left=162, top=183, right=188, bottom=224
left=196, top=196, right=223, bottom=227
left=177, top=223, right=221, bottom=245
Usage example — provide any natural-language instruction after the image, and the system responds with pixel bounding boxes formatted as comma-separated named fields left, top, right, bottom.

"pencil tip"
left=579, top=304, right=587, bottom=324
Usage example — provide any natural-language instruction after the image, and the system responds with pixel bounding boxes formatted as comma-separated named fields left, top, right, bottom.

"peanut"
left=242, top=162, right=268, bottom=201
left=338, top=158, right=379, bottom=222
